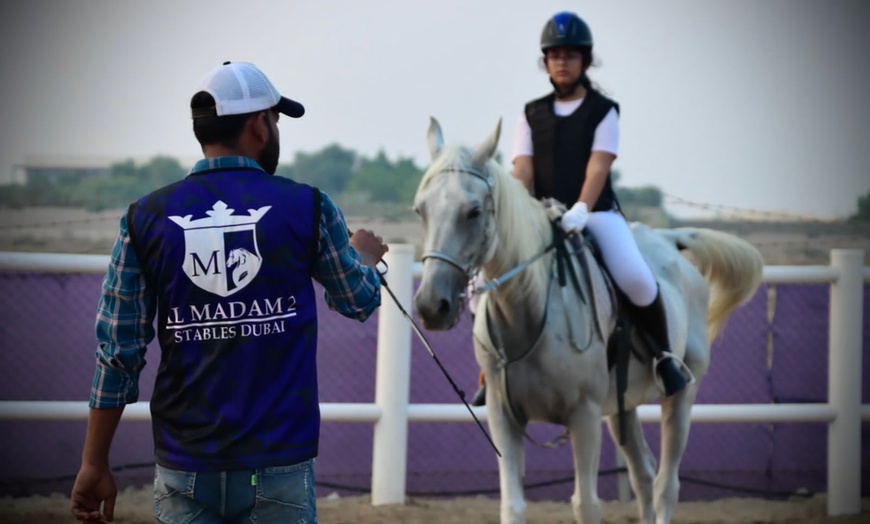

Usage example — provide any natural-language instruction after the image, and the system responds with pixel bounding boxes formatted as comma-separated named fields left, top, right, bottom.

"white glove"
left=560, top=201, right=589, bottom=233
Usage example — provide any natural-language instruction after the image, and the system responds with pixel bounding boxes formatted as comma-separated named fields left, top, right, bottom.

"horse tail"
left=661, top=228, right=764, bottom=342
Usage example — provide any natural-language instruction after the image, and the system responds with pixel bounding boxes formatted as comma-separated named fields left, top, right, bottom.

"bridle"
left=420, top=164, right=496, bottom=279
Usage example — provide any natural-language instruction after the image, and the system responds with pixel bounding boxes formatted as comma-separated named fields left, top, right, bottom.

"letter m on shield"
left=169, top=200, right=271, bottom=297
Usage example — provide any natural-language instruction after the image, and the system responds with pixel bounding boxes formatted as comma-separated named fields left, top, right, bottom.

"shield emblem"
left=170, top=201, right=271, bottom=297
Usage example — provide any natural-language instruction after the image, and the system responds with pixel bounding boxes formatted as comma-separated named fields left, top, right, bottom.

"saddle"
left=557, top=226, right=660, bottom=445
left=556, top=227, right=647, bottom=366
left=568, top=231, right=648, bottom=367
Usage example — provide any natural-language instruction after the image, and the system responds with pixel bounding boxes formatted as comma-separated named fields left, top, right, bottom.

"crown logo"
left=169, top=200, right=271, bottom=229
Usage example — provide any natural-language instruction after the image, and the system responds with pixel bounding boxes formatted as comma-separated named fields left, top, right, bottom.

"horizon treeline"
left=6, top=144, right=864, bottom=222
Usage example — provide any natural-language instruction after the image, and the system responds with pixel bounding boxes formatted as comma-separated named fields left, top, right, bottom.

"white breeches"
left=586, top=210, right=658, bottom=307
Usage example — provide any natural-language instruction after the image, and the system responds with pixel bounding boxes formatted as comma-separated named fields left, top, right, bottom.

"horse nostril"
left=437, top=298, right=451, bottom=317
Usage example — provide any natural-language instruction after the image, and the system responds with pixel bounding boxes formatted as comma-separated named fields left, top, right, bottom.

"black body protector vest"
left=525, top=89, right=621, bottom=212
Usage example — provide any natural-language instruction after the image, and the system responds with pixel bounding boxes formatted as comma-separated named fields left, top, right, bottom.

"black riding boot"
left=635, top=289, right=688, bottom=396
left=471, top=383, right=487, bottom=407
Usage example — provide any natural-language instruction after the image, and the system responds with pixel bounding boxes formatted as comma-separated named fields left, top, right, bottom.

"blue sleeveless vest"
left=525, top=89, right=621, bottom=212
left=127, top=168, right=322, bottom=470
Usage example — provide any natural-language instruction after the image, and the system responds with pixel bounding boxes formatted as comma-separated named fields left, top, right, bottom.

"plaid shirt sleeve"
left=313, top=191, right=382, bottom=321
left=90, top=213, right=156, bottom=409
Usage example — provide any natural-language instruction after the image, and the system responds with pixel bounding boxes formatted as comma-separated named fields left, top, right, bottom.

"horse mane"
left=487, top=158, right=551, bottom=275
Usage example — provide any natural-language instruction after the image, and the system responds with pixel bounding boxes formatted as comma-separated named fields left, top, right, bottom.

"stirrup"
left=652, top=352, right=696, bottom=396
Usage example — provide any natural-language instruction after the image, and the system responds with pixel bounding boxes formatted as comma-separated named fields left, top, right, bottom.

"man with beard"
left=70, top=61, right=388, bottom=523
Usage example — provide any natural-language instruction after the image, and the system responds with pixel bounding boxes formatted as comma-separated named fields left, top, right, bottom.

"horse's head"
left=226, top=248, right=244, bottom=267
left=413, top=117, right=502, bottom=330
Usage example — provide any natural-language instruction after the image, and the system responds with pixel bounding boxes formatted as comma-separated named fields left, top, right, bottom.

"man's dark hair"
left=190, top=91, right=255, bottom=147
left=577, top=46, right=593, bottom=91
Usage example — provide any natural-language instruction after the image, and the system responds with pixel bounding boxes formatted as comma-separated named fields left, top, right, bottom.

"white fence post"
left=371, top=244, right=414, bottom=505
left=827, top=249, right=863, bottom=516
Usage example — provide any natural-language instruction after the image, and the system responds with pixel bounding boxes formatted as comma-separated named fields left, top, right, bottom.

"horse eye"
left=467, top=207, right=481, bottom=220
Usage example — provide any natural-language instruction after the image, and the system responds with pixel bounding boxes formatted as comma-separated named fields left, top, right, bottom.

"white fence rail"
left=0, top=248, right=866, bottom=516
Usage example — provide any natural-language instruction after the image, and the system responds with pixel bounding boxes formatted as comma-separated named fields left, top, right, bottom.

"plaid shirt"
left=90, top=157, right=382, bottom=409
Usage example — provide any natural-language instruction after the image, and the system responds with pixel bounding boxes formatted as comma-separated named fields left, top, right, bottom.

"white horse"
left=412, top=117, right=764, bottom=524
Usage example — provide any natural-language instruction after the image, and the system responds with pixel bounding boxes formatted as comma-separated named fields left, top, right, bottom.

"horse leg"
left=568, top=399, right=603, bottom=524
left=654, top=384, right=698, bottom=524
left=487, top=402, right=527, bottom=524
left=606, top=409, right=656, bottom=524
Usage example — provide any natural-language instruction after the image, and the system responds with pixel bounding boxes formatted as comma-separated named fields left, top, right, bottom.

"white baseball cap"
left=191, top=61, right=304, bottom=119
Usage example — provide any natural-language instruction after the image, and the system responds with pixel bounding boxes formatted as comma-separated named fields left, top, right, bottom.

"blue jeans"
left=153, top=459, right=317, bottom=524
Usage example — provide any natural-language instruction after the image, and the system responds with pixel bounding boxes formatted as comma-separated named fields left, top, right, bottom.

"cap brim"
left=277, top=96, right=305, bottom=118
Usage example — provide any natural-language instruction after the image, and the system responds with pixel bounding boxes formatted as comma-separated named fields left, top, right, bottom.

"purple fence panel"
left=307, top=288, right=378, bottom=493
left=696, top=286, right=771, bottom=404
left=768, top=284, right=830, bottom=494
left=770, top=284, right=829, bottom=403
left=678, top=288, right=774, bottom=498
left=769, top=284, right=870, bottom=495
left=0, top=274, right=104, bottom=401
left=769, top=423, right=828, bottom=495
left=315, top=289, right=379, bottom=403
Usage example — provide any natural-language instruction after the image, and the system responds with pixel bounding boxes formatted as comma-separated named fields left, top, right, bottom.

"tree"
left=277, top=144, right=356, bottom=197
left=346, top=150, right=422, bottom=204
left=851, top=190, right=870, bottom=222
left=138, top=156, right=186, bottom=188
left=110, top=159, right=138, bottom=179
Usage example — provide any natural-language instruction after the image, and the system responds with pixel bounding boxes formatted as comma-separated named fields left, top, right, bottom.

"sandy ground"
left=1, top=488, right=869, bottom=524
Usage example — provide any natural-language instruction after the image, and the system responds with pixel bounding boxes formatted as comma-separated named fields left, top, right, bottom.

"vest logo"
left=169, top=200, right=271, bottom=297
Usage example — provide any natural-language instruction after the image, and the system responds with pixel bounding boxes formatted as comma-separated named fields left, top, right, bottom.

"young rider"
left=472, top=11, right=689, bottom=406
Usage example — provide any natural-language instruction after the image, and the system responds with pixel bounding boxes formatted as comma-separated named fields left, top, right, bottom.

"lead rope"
left=377, top=263, right=501, bottom=457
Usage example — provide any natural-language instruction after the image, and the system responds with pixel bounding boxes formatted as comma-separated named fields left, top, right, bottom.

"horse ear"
left=427, top=116, right=444, bottom=160
left=471, top=117, right=502, bottom=170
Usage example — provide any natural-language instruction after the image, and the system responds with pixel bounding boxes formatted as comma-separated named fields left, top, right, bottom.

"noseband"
left=420, top=165, right=495, bottom=279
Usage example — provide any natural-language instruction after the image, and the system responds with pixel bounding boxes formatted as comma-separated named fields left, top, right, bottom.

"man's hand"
left=70, top=463, right=117, bottom=523
left=350, top=229, right=389, bottom=268
left=560, top=201, right=589, bottom=233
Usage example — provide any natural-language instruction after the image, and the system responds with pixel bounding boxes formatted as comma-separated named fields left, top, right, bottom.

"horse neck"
left=481, top=174, right=551, bottom=311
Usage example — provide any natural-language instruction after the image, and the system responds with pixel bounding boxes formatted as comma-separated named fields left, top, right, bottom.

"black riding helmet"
left=540, top=11, right=593, bottom=52
left=540, top=12, right=594, bottom=98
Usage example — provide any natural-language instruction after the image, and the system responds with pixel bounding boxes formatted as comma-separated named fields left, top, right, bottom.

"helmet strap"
left=550, top=76, right=585, bottom=100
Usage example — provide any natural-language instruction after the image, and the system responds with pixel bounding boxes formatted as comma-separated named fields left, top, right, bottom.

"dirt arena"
left=2, top=488, right=869, bottom=523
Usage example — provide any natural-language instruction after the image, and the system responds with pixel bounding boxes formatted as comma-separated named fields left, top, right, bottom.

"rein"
left=475, top=224, right=586, bottom=297
left=473, top=241, right=558, bottom=295
left=377, top=263, right=502, bottom=457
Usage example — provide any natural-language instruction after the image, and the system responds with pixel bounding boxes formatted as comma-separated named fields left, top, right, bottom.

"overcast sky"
left=1, top=0, right=868, bottom=219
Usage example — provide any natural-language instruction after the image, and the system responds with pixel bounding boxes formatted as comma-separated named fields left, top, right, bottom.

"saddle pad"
left=575, top=245, right=617, bottom=342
